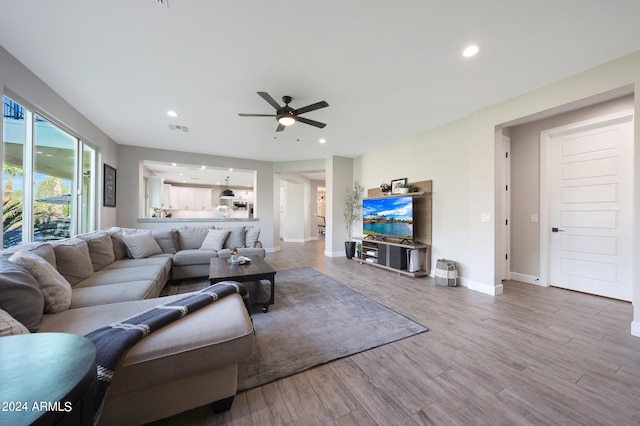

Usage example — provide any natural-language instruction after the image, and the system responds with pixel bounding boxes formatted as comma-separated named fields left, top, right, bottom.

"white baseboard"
left=510, top=272, right=544, bottom=286
left=466, top=278, right=504, bottom=296
left=631, top=321, right=640, bottom=338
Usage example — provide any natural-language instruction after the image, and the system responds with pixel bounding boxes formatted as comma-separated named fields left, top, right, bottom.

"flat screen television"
left=362, top=196, right=413, bottom=241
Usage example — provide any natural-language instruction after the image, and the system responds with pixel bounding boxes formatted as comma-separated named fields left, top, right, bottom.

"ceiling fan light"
left=277, top=114, right=296, bottom=126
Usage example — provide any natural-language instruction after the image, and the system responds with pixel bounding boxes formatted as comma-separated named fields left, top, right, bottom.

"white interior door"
left=545, top=111, right=633, bottom=301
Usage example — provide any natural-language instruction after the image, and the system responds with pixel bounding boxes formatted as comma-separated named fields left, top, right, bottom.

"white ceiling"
left=1, top=1, right=640, bottom=165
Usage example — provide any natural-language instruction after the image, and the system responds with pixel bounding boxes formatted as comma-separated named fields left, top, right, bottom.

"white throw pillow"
left=199, top=229, right=230, bottom=251
left=122, top=231, right=163, bottom=259
left=8, top=250, right=72, bottom=313
left=0, top=308, right=30, bottom=336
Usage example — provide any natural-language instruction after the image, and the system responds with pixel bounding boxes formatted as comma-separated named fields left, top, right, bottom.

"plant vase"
left=345, top=241, right=356, bottom=259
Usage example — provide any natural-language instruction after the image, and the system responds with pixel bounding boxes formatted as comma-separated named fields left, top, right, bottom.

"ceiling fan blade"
left=238, top=113, right=276, bottom=117
left=297, top=116, right=327, bottom=129
left=293, top=100, right=329, bottom=115
left=275, top=123, right=286, bottom=132
left=257, top=92, right=282, bottom=110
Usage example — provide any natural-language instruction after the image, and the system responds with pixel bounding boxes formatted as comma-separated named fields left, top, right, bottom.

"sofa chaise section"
left=38, top=292, right=255, bottom=425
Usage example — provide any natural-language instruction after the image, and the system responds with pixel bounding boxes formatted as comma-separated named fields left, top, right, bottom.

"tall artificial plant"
left=343, top=180, right=365, bottom=242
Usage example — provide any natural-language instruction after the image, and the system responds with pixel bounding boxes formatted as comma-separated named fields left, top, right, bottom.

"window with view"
left=2, top=96, right=97, bottom=247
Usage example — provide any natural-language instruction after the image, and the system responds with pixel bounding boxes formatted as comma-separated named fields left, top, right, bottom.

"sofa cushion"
left=0, top=256, right=44, bottom=332
left=1, top=242, right=56, bottom=267
left=173, top=249, right=218, bottom=266
left=199, top=229, right=229, bottom=251
left=152, top=229, right=178, bottom=254
left=51, top=238, right=94, bottom=286
left=220, top=226, right=246, bottom=249
left=177, top=226, right=211, bottom=250
left=245, top=226, right=261, bottom=248
left=106, top=227, right=137, bottom=260
left=8, top=250, right=72, bottom=313
left=77, top=231, right=116, bottom=271
left=0, top=308, right=30, bottom=336
left=70, top=281, right=162, bottom=308
left=123, top=232, right=163, bottom=259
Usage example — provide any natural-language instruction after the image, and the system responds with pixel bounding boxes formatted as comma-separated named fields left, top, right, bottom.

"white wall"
left=281, top=181, right=306, bottom=242
left=325, top=156, right=354, bottom=257
left=0, top=46, right=119, bottom=229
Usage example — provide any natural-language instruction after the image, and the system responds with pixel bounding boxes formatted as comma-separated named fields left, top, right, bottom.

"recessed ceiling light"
left=319, top=138, right=326, bottom=144
left=462, top=44, right=480, bottom=58
left=167, top=110, right=178, bottom=118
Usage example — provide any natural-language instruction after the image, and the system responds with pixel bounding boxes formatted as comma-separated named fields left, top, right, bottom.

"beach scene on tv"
left=362, top=196, right=413, bottom=240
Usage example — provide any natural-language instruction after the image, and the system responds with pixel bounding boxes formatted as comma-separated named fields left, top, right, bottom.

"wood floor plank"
left=304, top=364, right=362, bottom=420
left=245, top=381, right=294, bottom=425
left=329, top=358, right=420, bottom=425
left=276, top=371, right=336, bottom=425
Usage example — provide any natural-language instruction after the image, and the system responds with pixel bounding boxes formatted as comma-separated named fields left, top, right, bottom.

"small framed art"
left=103, top=164, right=117, bottom=207
left=390, top=177, right=408, bottom=194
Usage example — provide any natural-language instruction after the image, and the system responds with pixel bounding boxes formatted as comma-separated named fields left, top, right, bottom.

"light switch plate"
left=530, top=213, right=538, bottom=223
left=481, top=213, right=491, bottom=223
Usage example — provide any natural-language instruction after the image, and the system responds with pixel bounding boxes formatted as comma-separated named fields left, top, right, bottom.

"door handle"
left=551, top=227, right=564, bottom=232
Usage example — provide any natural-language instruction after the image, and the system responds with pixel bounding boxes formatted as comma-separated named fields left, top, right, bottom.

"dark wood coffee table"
left=209, top=256, right=276, bottom=313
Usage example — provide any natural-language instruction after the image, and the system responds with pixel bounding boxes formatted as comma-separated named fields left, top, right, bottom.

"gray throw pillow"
left=222, top=226, right=246, bottom=249
left=199, top=229, right=230, bottom=251
left=0, top=256, right=44, bottom=332
left=9, top=250, right=72, bottom=314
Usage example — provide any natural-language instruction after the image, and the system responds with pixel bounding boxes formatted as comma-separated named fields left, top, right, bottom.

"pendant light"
left=220, top=176, right=235, bottom=199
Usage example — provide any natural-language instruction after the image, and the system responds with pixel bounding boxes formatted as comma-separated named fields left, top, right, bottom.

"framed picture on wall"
left=390, top=177, right=407, bottom=194
left=103, top=164, right=117, bottom=207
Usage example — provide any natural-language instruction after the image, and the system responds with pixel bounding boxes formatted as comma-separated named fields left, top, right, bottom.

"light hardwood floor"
left=156, top=239, right=640, bottom=425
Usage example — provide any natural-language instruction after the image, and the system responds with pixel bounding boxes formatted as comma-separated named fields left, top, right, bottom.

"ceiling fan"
left=238, top=92, right=329, bottom=132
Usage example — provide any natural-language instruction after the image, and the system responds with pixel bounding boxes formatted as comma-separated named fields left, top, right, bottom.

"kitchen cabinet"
left=169, top=186, right=212, bottom=210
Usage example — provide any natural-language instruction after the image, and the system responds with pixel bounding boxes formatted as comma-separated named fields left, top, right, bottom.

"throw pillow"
left=0, top=308, right=30, bottom=336
left=222, top=226, right=246, bottom=249
left=0, top=256, right=44, bottom=332
left=8, top=250, right=72, bottom=314
left=245, top=227, right=261, bottom=248
left=199, top=229, right=230, bottom=251
left=122, top=232, right=163, bottom=259
left=51, top=238, right=94, bottom=286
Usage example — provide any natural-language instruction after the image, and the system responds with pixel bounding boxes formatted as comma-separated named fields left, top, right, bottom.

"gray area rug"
left=163, top=267, right=428, bottom=391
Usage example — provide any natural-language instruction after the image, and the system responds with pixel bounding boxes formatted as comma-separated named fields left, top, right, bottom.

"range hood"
left=220, top=177, right=235, bottom=199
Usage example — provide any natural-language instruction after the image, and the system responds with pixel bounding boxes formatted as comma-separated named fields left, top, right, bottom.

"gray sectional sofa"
left=0, top=225, right=264, bottom=425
